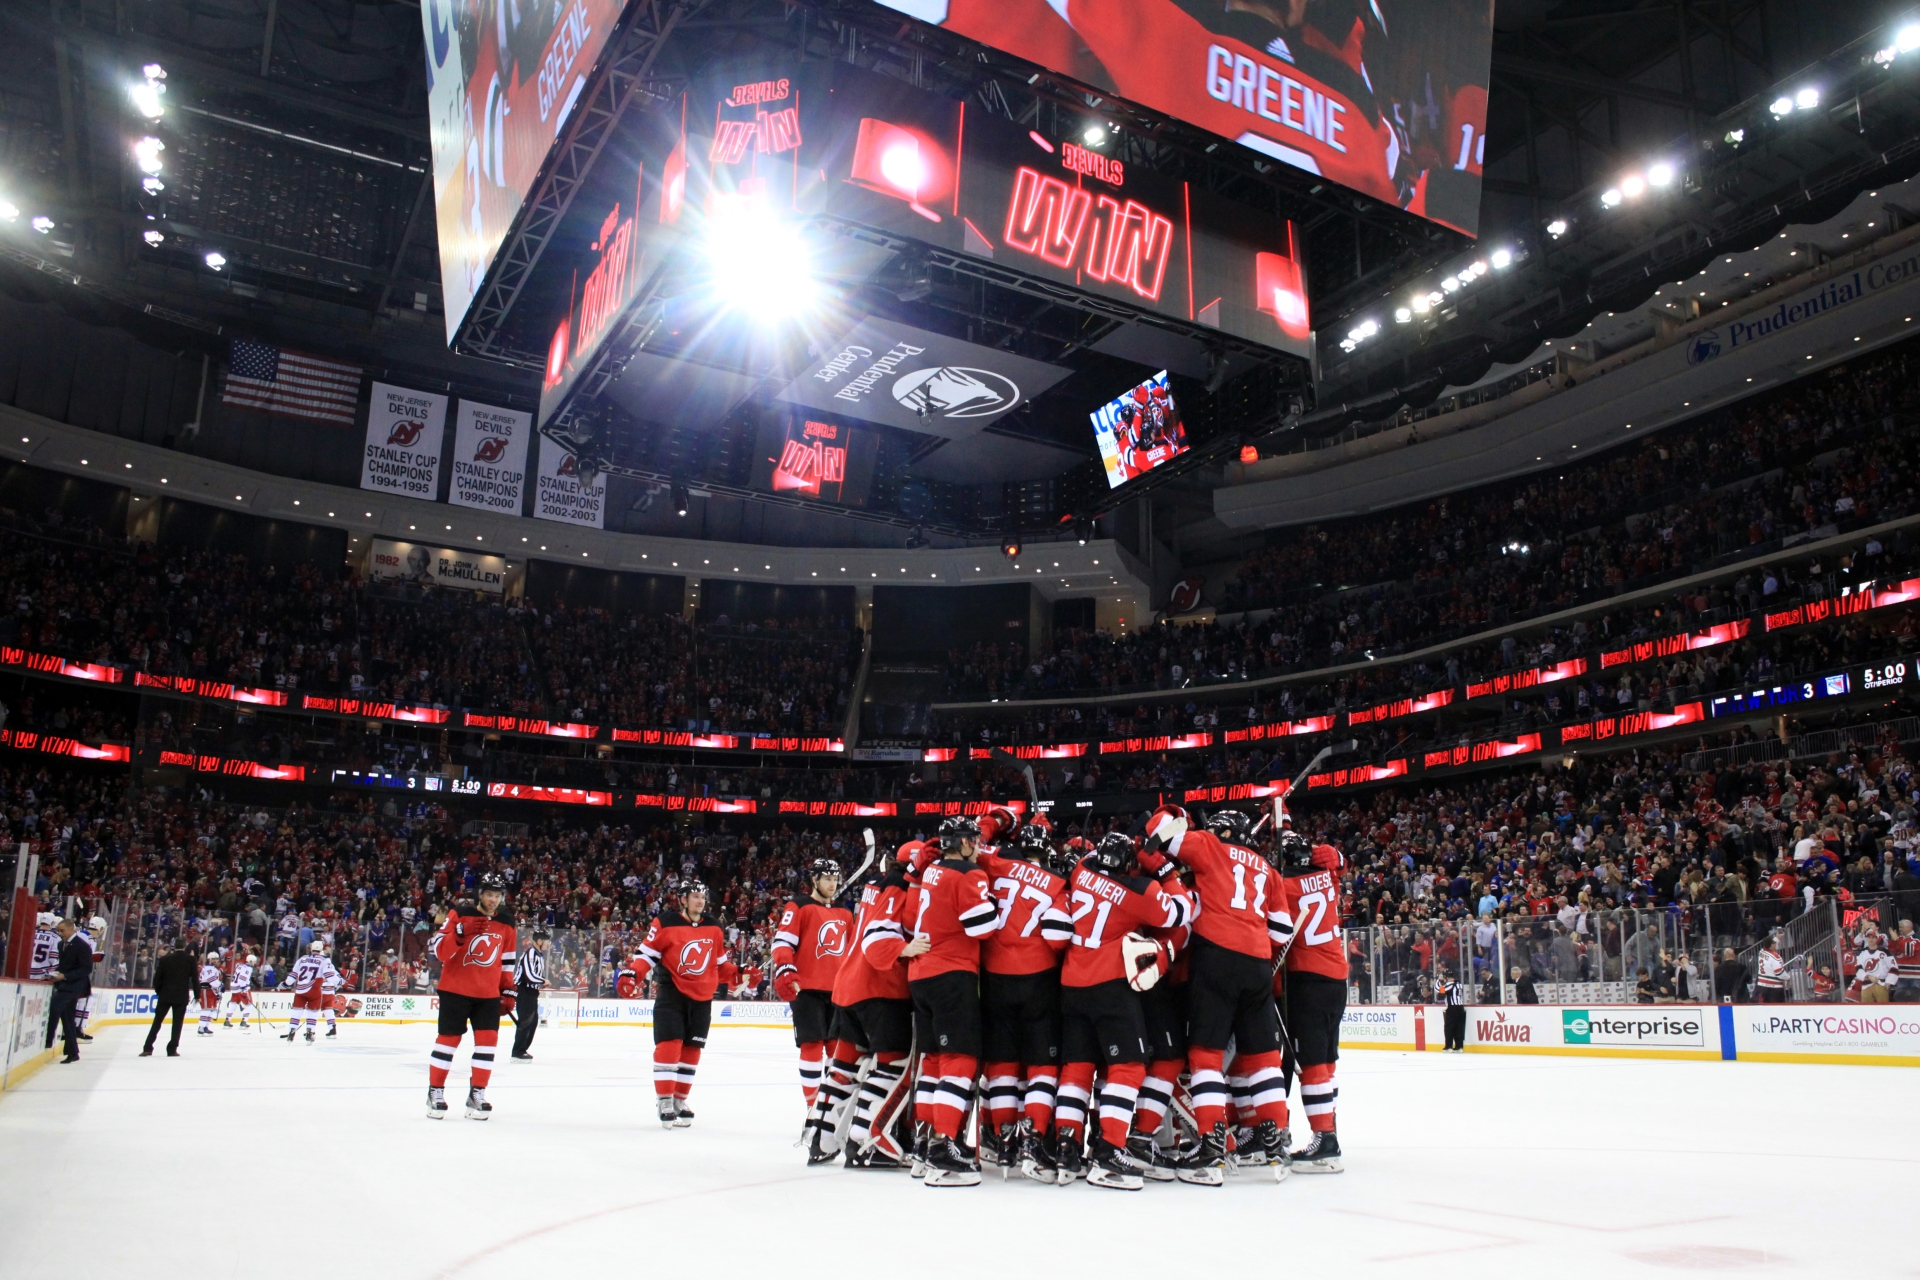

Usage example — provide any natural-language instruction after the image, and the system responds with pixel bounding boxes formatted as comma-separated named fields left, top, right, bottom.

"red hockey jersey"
left=905, top=858, right=999, bottom=982
left=772, top=897, right=855, bottom=992
left=1277, top=862, right=1346, bottom=982
left=978, top=851, right=1072, bottom=976
left=430, top=906, right=518, bottom=1000
left=1163, top=827, right=1295, bottom=960
left=836, top=874, right=913, bottom=1004
left=634, top=910, right=737, bottom=1002
left=1062, top=866, right=1191, bottom=988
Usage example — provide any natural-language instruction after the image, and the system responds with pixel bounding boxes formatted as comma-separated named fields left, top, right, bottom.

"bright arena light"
left=1600, top=187, right=1623, bottom=207
left=1620, top=173, right=1646, bottom=199
left=1795, top=86, right=1820, bottom=110
left=31, top=215, right=53, bottom=233
left=129, top=81, right=165, bottom=120
left=1394, top=306, right=1412, bottom=323
left=204, top=251, right=226, bottom=270
left=0, top=199, right=16, bottom=221
left=134, top=136, right=165, bottom=175
left=1546, top=218, right=1568, bottom=237
left=142, top=229, right=164, bottom=246
left=703, top=201, right=817, bottom=321
left=1490, top=248, right=1513, bottom=268
left=1902, top=24, right=1920, bottom=53
left=1647, top=161, right=1675, bottom=187
left=1769, top=95, right=1794, bottom=116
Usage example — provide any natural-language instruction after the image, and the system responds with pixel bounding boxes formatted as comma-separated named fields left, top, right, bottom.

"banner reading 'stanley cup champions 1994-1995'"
left=361, top=382, right=448, bottom=499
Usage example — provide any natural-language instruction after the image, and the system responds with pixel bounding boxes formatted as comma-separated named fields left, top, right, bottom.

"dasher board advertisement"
left=369, top=538, right=508, bottom=594
left=422, top=0, right=634, bottom=344
left=868, top=0, right=1492, bottom=236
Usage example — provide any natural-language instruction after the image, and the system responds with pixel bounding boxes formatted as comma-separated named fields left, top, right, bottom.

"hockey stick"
left=1284, top=738, right=1360, bottom=803
left=841, top=829, right=879, bottom=896
left=987, top=748, right=1040, bottom=812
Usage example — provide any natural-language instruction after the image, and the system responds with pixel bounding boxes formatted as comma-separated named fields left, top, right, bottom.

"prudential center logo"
left=891, top=366, right=1020, bottom=419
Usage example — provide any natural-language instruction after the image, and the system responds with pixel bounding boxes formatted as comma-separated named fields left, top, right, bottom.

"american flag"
left=221, top=339, right=362, bottom=426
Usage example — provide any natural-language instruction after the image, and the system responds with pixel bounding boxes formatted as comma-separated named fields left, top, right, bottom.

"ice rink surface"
left=1, top=1022, right=1912, bottom=1280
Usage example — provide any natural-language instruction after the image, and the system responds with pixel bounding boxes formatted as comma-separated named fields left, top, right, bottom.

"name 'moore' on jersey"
left=1164, top=828, right=1294, bottom=959
left=1062, top=866, right=1191, bottom=987
left=633, top=910, right=737, bottom=1002
left=771, top=899, right=856, bottom=991
left=906, top=859, right=999, bottom=981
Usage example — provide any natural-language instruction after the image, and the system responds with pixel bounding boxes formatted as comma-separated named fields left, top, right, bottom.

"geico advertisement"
left=1739, top=1010, right=1920, bottom=1057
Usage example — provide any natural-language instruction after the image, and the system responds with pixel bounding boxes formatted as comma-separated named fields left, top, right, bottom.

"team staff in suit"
left=511, top=928, right=551, bottom=1060
left=45, top=920, right=91, bottom=1063
left=141, top=943, right=201, bottom=1057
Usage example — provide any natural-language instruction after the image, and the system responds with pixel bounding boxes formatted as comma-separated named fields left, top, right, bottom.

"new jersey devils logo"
left=472, top=436, right=510, bottom=463
left=676, top=937, right=716, bottom=977
left=815, top=919, right=849, bottom=958
left=557, top=453, right=580, bottom=477
left=387, top=420, right=427, bottom=447
left=463, top=933, right=503, bottom=968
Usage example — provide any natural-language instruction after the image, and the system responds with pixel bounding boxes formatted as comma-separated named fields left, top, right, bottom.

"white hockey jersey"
left=287, top=954, right=340, bottom=996
left=228, top=961, right=254, bottom=993
left=198, top=963, right=224, bottom=994
left=30, top=929, right=59, bottom=981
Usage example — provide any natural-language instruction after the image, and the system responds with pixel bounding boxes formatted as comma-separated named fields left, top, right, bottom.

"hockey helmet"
left=938, top=815, right=980, bottom=855
left=309, top=941, right=326, bottom=953
left=808, top=857, right=842, bottom=881
left=245, top=954, right=258, bottom=965
left=1274, top=829, right=1315, bottom=873
left=36, top=912, right=57, bottom=929
left=679, top=879, right=710, bottom=899
left=1205, top=809, right=1253, bottom=844
left=477, top=870, right=508, bottom=894
left=1086, top=832, right=1136, bottom=878
left=87, top=916, right=107, bottom=932
left=1009, top=823, right=1054, bottom=863
left=207, top=951, right=220, bottom=962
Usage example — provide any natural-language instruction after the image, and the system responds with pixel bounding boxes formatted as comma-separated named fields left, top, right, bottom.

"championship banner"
left=448, top=400, right=531, bottom=514
left=368, top=537, right=508, bottom=595
left=534, top=436, right=606, bottom=528
left=361, top=382, right=448, bottom=498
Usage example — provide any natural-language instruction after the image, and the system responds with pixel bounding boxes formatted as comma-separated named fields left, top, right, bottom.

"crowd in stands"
left=13, top=702, right=1920, bottom=1005
left=944, top=339, right=1920, bottom=704
left=0, top=526, right=858, bottom=736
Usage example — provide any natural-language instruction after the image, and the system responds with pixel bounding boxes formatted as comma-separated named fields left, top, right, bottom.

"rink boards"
left=8, top=983, right=1918, bottom=1074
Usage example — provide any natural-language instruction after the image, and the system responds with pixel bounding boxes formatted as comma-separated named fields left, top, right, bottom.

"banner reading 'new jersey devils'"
left=449, top=400, right=531, bottom=514
left=361, top=382, right=449, bottom=499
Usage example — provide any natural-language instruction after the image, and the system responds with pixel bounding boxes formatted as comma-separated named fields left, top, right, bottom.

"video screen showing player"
left=1090, top=371, right=1189, bottom=489
left=869, top=0, right=1493, bottom=236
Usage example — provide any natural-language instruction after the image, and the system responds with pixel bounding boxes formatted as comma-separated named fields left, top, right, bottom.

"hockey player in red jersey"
left=804, top=841, right=923, bottom=1168
left=633, top=880, right=737, bottom=1128
left=1276, top=830, right=1348, bottom=1172
left=901, top=816, right=1000, bottom=1186
left=772, top=859, right=853, bottom=1110
left=1058, top=831, right=1192, bottom=1190
left=976, top=818, right=1074, bottom=1182
left=426, top=871, right=518, bottom=1120
left=1144, top=804, right=1297, bottom=1182
left=854, top=839, right=936, bottom=1169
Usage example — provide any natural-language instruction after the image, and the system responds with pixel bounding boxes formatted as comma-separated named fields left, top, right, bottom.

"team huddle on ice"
left=422, top=803, right=1349, bottom=1191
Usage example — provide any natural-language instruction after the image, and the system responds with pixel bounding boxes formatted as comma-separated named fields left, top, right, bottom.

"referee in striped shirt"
left=511, top=928, right=551, bottom=1060
left=1435, top=971, right=1468, bottom=1051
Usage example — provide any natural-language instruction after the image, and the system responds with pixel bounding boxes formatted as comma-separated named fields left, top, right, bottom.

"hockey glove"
left=907, top=842, right=941, bottom=876
left=1143, top=805, right=1188, bottom=853
left=1136, top=847, right=1178, bottom=880
left=773, top=968, right=801, bottom=1003
left=498, top=990, right=515, bottom=1018
left=1122, top=933, right=1168, bottom=992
